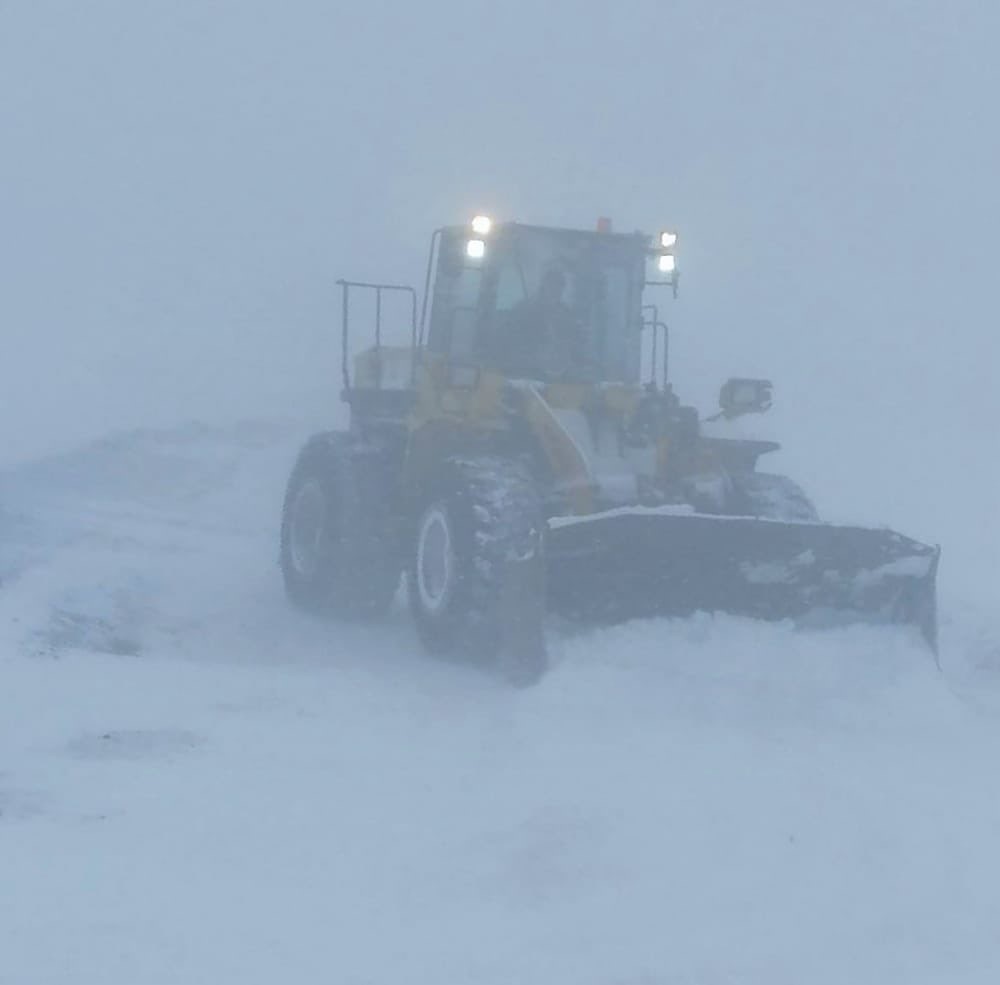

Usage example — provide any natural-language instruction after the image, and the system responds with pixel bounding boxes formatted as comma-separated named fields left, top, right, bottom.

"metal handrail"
left=337, top=279, right=418, bottom=392
left=641, top=305, right=671, bottom=388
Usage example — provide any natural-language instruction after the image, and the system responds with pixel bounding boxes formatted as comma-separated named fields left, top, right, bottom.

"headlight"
left=658, top=254, right=676, bottom=274
left=659, top=231, right=678, bottom=249
left=466, top=239, right=486, bottom=259
left=471, top=215, right=493, bottom=235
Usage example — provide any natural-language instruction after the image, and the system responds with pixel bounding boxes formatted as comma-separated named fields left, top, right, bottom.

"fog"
left=5, top=1, right=998, bottom=520
left=4, top=4, right=1000, bottom=981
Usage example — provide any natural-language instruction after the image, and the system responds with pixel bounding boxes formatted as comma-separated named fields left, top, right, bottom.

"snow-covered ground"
left=2, top=421, right=999, bottom=984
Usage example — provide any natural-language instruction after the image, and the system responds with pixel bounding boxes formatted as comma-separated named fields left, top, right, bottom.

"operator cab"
left=426, top=223, right=653, bottom=384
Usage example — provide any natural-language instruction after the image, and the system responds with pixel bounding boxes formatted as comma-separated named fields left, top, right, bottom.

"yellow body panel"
left=400, top=351, right=660, bottom=517
left=520, top=386, right=594, bottom=514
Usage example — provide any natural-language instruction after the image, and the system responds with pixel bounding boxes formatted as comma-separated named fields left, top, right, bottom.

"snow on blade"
left=548, top=503, right=696, bottom=528
left=740, top=549, right=818, bottom=585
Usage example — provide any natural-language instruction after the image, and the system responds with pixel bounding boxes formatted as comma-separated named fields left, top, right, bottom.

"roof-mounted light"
left=659, top=230, right=678, bottom=249
left=471, top=215, right=493, bottom=236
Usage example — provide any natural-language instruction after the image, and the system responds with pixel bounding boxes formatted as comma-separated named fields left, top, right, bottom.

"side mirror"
left=718, top=378, right=773, bottom=418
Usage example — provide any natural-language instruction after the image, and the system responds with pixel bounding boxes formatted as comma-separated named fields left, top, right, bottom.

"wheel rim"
left=289, top=479, right=327, bottom=577
left=416, top=506, right=453, bottom=614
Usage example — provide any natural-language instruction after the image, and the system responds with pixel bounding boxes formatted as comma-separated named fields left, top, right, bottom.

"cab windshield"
left=482, top=228, right=644, bottom=383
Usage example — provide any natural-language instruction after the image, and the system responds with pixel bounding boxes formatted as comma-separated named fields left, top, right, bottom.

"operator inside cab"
left=494, top=265, right=591, bottom=380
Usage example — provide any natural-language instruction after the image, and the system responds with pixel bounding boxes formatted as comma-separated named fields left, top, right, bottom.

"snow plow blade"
left=545, top=511, right=940, bottom=651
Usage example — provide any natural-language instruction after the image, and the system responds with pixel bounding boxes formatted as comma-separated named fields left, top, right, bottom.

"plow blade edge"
left=545, top=511, right=940, bottom=650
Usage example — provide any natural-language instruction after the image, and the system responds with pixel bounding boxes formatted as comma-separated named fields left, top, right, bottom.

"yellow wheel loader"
left=280, top=216, right=939, bottom=685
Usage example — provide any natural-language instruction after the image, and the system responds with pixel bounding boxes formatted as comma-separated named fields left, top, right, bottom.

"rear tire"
left=407, top=456, right=547, bottom=685
left=280, top=432, right=400, bottom=619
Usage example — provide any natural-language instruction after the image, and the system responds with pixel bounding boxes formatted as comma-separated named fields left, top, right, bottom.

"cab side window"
left=494, top=258, right=528, bottom=315
left=426, top=231, right=484, bottom=362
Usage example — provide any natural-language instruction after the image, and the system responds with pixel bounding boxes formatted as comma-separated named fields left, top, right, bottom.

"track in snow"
left=2, top=421, right=1000, bottom=985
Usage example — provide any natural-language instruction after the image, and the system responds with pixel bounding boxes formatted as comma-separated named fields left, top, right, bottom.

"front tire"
left=407, top=457, right=547, bottom=686
left=280, top=432, right=400, bottom=619
left=729, top=471, right=819, bottom=522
